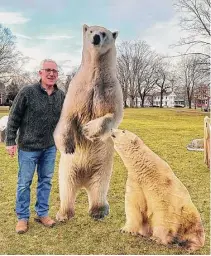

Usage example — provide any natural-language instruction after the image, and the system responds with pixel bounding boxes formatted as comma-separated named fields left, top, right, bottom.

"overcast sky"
left=0, top=0, right=185, bottom=74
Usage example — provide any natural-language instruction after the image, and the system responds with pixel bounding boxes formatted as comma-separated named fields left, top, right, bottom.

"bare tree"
left=117, top=41, right=138, bottom=108
left=64, top=66, right=79, bottom=94
left=117, top=56, right=129, bottom=107
left=6, top=80, right=19, bottom=100
left=167, top=66, right=179, bottom=92
left=147, top=89, right=158, bottom=107
left=0, top=24, right=22, bottom=83
left=178, top=54, right=208, bottom=108
left=10, top=69, right=39, bottom=88
left=138, top=51, right=158, bottom=107
left=155, top=58, right=171, bottom=108
left=174, top=0, right=210, bottom=69
left=55, top=66, right=67, bottom=93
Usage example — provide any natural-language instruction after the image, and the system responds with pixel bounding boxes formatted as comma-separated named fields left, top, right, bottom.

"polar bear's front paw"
left=56, top=209, right=74, bottom=222
left=120, top=225, right=139, bottom=236
left=89, top=204, right=109, bottom=220
left=82, top=120, right=102, bottom=141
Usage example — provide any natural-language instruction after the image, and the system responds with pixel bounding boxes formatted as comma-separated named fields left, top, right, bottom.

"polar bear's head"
left=82, top=24, right=118, bottom=55
left=111, top=129, right=140, bottom=154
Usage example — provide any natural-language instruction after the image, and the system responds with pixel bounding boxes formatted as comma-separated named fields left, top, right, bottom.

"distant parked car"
left=203, top=108, right=210, bottom=112
left=174, top=104, right=185, bottom=108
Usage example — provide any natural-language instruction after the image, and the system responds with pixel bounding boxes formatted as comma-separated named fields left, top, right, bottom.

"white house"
left=153, top=92, right=176, bottom=107
left=126, top=91, right=185, bottom=108
left=126, top=96, right=151, bottom=108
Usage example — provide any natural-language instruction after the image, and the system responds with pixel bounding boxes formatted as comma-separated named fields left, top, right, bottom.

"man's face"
left=39, top=61, right=58, bottom=86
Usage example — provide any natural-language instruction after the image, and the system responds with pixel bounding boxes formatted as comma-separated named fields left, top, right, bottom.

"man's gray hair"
left=39, top=59, right=58, bottom=70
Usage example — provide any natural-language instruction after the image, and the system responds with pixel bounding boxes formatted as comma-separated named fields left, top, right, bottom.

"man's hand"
left=6, top=145, right=17, bottom=157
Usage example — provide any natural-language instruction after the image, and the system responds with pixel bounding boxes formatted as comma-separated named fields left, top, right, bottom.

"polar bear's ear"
left=112, top=31, right=118, bottom=40
left=83, top=24, right=89, bottom=33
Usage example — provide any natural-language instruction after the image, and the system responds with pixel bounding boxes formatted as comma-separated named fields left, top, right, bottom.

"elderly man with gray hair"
left=5, top=59, right=65, bottom=234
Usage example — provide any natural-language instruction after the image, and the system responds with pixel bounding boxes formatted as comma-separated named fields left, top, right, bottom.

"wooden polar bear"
left=111, top=129, right=205, bottom=251
left=54, top=25, right=123, bottom=221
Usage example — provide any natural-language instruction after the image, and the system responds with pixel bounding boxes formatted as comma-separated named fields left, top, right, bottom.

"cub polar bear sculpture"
left=54, top=25, right=123, bottom=221
left=0, top=115, right=8, bottom=143
left=111, top=129, right=205, bottom=252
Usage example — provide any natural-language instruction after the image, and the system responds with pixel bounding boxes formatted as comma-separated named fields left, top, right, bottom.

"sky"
left=0, top=0, right=186, bottom=75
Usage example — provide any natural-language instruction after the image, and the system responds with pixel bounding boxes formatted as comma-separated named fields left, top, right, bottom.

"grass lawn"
left=0, top=107, right=210, bottom=255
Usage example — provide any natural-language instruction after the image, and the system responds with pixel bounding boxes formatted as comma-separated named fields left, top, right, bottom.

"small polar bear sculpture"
left=54, top=25, right=123, bottom=221
left=187, top=138, right=204, bottom=151
left=111, top=129, right=205, bottom=252
left=0, top=115, right=8, bottom=131
left=0, top=115, right=8, bottom=142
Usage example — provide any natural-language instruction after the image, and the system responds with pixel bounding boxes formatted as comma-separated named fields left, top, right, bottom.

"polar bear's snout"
left=111, top=133, right=116, bottom=138
left=92, top=34, right=101, bottom=45
left=111, top=128, right=119, bottom=139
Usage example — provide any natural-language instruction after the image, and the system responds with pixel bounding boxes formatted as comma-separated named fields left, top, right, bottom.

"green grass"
left=0, top=108, right=210, bottom=255
left=0, top=106, right=9, bottom=117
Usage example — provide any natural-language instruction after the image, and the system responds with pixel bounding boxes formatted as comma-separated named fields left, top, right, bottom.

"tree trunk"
left=160, top=90, right=163, bottom=108
left=135, top=97, right=138, bottom=107
left=141, top=97, right=145, bottom=107
left=124, top=99, right=128, bottom=108
left=152, top=96, right=154, bottom=107
left=188, top=98, right=192, bottom=109
left=130, top=97, right=135, bottom=108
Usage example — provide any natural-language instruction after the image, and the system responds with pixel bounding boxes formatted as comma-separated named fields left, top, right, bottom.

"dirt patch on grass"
left=170, top=109, right=209, bottom=116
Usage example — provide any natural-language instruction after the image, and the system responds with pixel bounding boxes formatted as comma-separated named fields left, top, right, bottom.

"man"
left=6, top=59, right=65, bottom=234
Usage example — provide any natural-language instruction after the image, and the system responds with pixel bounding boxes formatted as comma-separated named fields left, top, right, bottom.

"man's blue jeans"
left=16, top=146, right=57, bottom=220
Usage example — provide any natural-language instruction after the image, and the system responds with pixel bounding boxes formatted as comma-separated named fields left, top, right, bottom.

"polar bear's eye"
left=102, top=32, right=106, bottom=38
left=90, top=30, right=93, bottom=33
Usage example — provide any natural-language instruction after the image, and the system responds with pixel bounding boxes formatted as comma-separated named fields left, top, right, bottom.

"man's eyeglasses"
left=41, top=68, right=59, bottom=74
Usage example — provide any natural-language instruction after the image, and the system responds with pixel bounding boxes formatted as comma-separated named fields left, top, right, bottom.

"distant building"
left=126, top=96, right=151, bottom=108
left=174, top=95, right=186, bottom=107
left=194, top=84, right=210, bottom=110
left=152, top=92, right=181, bottom=108
left=126, top=91, right=185, bottom=108
left=125, top=84, right=210, bottom=109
